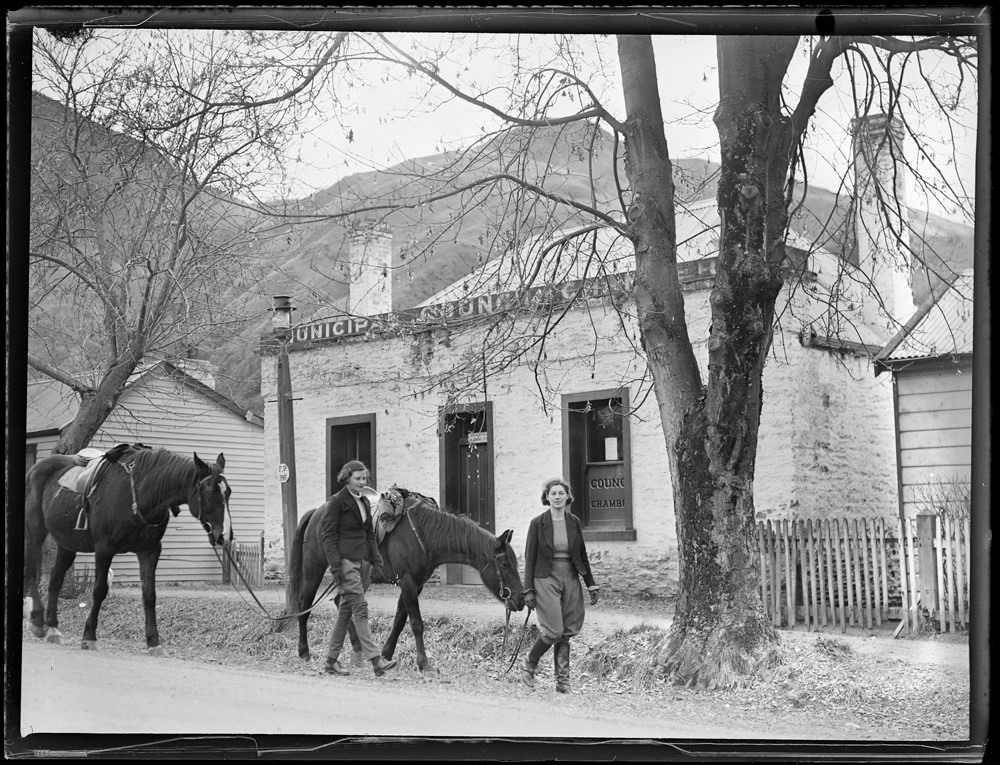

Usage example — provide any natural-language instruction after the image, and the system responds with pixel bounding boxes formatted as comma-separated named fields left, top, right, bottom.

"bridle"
left=120, top=460, right=229, bottom=537
left=187, top=469, right=231, bottom=542
left=478, top=547, right=515, bottom=604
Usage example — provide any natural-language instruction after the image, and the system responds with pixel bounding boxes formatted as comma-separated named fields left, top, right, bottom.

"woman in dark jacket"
left=521, top=478, right=599, bottom=693
left=320, top=460, right=397, bottom=678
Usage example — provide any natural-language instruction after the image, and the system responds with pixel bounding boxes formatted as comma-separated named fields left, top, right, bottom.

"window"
left=327, top=414, right=376, bottom=496
left=563, top=390, right=635, bottom=541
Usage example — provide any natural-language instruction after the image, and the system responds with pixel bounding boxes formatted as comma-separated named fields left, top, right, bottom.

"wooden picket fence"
left=225, top=531, right=265, bottom=588
left=756, top=516, right=971, bottom=635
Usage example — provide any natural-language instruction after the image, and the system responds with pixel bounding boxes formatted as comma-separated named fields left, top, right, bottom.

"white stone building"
left=260, top=115, right=932, bottom=597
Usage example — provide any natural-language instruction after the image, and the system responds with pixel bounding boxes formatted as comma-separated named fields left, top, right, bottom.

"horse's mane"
left=130, top=448, right=200, bottom=498
left=399, top=489, right=496, bottom=559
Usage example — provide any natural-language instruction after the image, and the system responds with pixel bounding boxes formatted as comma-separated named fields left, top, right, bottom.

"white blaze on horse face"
left=219, top=477, right=233, bottom=542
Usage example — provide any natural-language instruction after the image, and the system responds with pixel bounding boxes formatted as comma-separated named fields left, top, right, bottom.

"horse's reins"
left=119, top=460, right=169, bottom=528
left=502, top=606, right=534, bottom=674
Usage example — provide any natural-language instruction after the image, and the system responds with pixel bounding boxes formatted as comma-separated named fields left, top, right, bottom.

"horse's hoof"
left=148, top=646, right=166, bottom=657
left=29, top=624, right=47, bottom=639
left=80, top=639, right=97, bottom=650
left=46, top=630, right=63, bottom=644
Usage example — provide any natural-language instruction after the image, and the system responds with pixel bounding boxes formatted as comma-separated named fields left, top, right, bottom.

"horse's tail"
left=286, top=507, right=317, bottom=614
left=24, top=456, right=75, bottom=579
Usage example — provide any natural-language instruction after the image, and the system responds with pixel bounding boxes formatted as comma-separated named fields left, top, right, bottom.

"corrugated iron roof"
left=879, top=269, right=974, bottom=362
left=417, top=199, right=826, bottom=307
left=25, top=378, right=79, bottom=434
left=25, top=361, right=263, bottom=436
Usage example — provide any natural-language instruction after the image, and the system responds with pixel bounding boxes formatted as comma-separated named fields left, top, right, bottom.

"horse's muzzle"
left=208, top=529, right=231, bottom=548
left=507, top=594, right=526, bottom=612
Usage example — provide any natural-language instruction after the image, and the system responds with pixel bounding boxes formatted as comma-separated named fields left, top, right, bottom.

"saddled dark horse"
left=24, top=445, right=232, bottom=655
left=289, top=486, right=524, bottom=671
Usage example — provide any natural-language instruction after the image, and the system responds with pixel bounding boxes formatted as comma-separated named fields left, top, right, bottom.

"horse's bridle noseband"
left=479, top=546, right=514, bottom=603
left=188, top=471, right=230, bottom=537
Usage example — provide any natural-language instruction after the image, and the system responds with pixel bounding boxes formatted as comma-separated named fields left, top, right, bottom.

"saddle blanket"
left=57, top=451, right=106, bottom=494
left=56, top=444, right=131, bottom=495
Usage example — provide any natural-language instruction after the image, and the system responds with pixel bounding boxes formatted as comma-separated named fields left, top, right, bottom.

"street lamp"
left=271, top=295, right=298, bottom=624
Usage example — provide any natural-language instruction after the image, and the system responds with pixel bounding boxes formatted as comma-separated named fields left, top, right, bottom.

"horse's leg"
left=43, top=546, right=77, bottom=644
left=24, top=469, right=50, bottom=638
left=136, top=546, right=166, bottom=656
left=380, top=589, right=410, bottom=663
left=24, top=532, right=47, bottom=639
left=81, top=551, right=114, bottom=650
left=402, top=577, right=431, bottom=671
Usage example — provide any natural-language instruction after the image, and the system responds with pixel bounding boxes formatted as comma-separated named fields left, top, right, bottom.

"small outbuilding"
left=876, top=270, right=975, bottom=521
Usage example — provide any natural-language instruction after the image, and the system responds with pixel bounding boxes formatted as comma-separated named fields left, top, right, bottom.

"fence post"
left=916, top=512, right=939, bottom=623
left=259, top=531, right=266, bottom=588
left=783, top=519, right=793, bottom=628
left=897, top=518, right=910, bottom=636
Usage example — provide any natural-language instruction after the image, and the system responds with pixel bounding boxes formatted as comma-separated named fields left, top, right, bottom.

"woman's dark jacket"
left=522, top=509, right=597, bottom=592
left=320, top=486, right=383, bottom=572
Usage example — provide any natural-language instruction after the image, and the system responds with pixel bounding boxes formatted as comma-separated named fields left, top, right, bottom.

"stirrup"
left=74, top=508, right=89, bottom=531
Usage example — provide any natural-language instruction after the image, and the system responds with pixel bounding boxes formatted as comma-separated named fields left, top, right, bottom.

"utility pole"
left=271, top=295, right=298, bottom=630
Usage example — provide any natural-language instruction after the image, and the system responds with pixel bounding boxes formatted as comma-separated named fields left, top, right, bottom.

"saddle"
left=56, top=443, right=146, bottom=530
left=371, top=487, right=421, bottom=546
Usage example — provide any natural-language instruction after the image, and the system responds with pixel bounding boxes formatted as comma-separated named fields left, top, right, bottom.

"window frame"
left=561, top=388, right=636, bottom=542
left=326, top=413, right=377, bottom=496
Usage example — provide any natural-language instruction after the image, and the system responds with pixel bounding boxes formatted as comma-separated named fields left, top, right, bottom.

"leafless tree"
left=28, top=28, right=349, bottom=453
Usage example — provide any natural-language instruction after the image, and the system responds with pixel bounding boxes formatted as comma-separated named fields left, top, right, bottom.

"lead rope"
left=502, top=606, right=534, bottom=674
left=213, top=544, right=339, bottom=622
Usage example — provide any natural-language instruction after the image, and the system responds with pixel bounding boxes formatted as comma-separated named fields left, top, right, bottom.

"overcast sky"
left=277, top=33, right=977, bottom=223
left=30, top=28, right=978, bottom=223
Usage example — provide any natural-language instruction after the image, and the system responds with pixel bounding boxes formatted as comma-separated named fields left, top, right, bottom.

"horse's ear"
left=497, top=529, right=512, bottom=548
left=193, top=453, right=210, bottom=476
left=216, top=453, right=226, bottom=471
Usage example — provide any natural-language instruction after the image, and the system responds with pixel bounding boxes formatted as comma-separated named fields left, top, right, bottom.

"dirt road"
left=20, top=638, right=861, bottom=740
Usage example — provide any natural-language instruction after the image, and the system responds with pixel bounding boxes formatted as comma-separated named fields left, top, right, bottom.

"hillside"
left=258, top=122, right=971, bottom=320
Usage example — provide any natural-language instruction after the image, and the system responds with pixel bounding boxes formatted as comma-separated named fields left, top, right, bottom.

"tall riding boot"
left=520, top=635, right=554, bottom=689
left=554, top=639, right=571, bottom=693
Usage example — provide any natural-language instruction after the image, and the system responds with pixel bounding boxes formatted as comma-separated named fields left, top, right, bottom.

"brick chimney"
left=850, top=113, right=915, bottom=331
left=347, top=220, right=393, bottom=317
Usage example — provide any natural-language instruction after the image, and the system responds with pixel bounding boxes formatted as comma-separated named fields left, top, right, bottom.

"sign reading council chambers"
left=288, top=273, right=633, bottom=346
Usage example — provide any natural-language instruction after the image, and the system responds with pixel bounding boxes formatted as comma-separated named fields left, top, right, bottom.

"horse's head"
left=483, top=528, right=525, bottom=612
left=190, top=452, right=232, bottom=548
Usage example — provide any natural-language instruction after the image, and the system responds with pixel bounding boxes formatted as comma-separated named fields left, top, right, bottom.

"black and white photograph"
left=6, top=6, right=988, bottom=760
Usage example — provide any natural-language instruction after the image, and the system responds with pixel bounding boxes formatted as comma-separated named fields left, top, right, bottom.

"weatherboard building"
left=259, top=115, right=965, bottom=596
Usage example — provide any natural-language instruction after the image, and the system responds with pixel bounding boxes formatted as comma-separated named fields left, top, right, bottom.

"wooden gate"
left=224, top=531, right=265, bottom=589
left=896, top=514, right=970, bottom=635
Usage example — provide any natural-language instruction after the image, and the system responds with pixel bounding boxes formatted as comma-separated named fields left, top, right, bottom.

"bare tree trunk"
left=618, top=34, right=802, bottom=688
left=46, top=359, right=138, bottom=454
